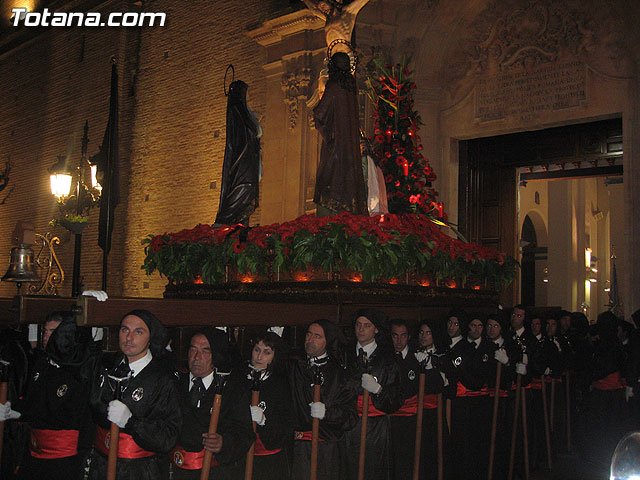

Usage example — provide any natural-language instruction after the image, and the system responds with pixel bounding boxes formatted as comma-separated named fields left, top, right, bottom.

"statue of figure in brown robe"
left=313, top=52, right=367, bottom=215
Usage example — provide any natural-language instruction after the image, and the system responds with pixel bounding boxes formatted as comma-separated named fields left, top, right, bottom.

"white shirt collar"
left=398, top=345, right=409, bottom=359
left=357, top=339, right=377, bottom=357
left=307, top=352, right=329, bottom=363
left=450, top=335, right=463, bottom=347
left=128, top=350, right=152, bottom=377
left=514, top=327, right=525, bottom=338
left=494, top=337, right=504, bottom=347
left=190, top=370, right=214, bottom=390
left=467, top=336, right=481, bottom=348
left=535, top=333, right=542, bottom=340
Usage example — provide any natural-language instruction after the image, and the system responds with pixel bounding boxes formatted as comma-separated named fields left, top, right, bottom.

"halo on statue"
left=327, top=39, right=358, bottom=74
left=224, top=64, right=235, bottom=97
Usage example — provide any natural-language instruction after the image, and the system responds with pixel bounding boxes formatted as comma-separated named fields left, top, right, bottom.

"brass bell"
left=2, top=244, right=39, bottom=289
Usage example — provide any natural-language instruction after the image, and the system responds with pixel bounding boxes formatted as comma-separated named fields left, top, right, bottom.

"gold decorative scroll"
left=27, top=232, right=64, bottom=295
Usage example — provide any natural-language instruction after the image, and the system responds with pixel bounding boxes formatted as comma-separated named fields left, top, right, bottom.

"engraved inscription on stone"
left=475, top=61, right=586, bottom=123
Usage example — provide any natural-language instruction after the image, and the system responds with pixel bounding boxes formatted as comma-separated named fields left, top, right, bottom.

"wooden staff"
left=358, top=354, right=370, bottom=480
left=310, top=364, right=323, bottom=480
left=540, top=378, right=552, bottom=471
left=0, top=359, right=9, bottom=468
left=446, top=398, right=451, bottom=433
left=550, top=378, right=556, bottom=432
left=244, top=389, right=261, bottom=480
left=201, top=372, right=226, bottom=480
left=412, top=371, right=426, bottom=480
left=565, top=372, right=571, bottom=451
left=521, top=382, right=530, bottom=480
left=488, top=363, right=502, bottom=480
left=507, top=374, right=522, bottom=480
left=358, top=388, right=369, bottom=480
left=107, top=365, right=131, bottom=480
left=437, top=393, right=444, bottom=480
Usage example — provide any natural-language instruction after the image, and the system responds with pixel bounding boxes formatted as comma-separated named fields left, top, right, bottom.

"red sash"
left=528, top=377, right=543, bottom=390
left=424, top=394, right=439, bottom=409
left=254, top=433, right=282, bottom=456
left=357, top=394, right=387, bottom=417
left=391, top=395, right=417, bottom=416
left=170, top=446, right=219, bottom=470
left=95, top=426, right=155, bottom=459
left=456, top=382, right=489, bottom=397
left=592, top=371, right=625, bottom=391
left=30, top=428, right=79, bottom=459
left=488, top=388, right=509, bottom=398
left=294, top=430, right=324, bottom=442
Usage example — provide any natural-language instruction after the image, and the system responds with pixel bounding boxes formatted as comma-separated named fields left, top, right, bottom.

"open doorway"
left=459, top=118, right=623, bottom=321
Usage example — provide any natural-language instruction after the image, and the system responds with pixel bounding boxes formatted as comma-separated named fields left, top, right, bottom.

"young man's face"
left=546, top=319, right=558, bottom=338
left=119, top=315, right=151, bottom=362
left=447, top=317, right=461, bottom=338
left=531, top=318, right=542, bottom=336
left=511, top=308, right=525, bottom=330
left=486, top=319, right=502, bottom=341
left=468, top=319, right=483, bottom=341
left=355, top=316, right=378, bottom=346
left=42, top=319, right=61, bottom=349
left=391, top=324, right=410, bottom=353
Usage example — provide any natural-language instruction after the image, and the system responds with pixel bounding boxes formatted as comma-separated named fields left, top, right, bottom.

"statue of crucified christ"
left=302, top=0, right=371, bottom=53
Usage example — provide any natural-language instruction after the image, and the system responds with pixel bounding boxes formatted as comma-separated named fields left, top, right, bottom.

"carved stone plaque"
left=475, top=60, right=586, bottom=123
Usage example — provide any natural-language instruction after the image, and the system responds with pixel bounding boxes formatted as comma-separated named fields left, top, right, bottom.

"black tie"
left=190, top=377, right=204, bottom=408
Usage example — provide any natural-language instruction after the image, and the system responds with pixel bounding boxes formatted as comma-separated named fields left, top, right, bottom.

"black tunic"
left=289, top=355, right=357, bottom=480
left=88, top=355, right=181, bottom=480
left=344, top=343, right=402, bottom=480
left=171, top=370, right=254, bottom=479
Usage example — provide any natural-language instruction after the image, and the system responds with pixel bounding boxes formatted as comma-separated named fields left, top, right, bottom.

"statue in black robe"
left=215, top=80, right=262, bottom=226
left=313, top=52, right=367, bottom=215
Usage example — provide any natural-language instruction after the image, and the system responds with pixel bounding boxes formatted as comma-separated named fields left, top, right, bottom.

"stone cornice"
left=247, top=9, right=324, bottom=47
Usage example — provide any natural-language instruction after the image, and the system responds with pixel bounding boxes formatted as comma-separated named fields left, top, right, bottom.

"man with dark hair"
left=290, top=319, right=357, bottom=480
left=344, top=308, right=402, bottom=480
left=170, top=327, right=254, bottom=479
left=88, top=310, right=181, bottom=480
left=389, top=319, right=421, bottom=479
left=1, top=311, right=97, bottom=480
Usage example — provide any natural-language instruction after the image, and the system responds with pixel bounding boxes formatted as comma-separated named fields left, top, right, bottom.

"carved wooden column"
left=248, top=11, right=326, bottom=224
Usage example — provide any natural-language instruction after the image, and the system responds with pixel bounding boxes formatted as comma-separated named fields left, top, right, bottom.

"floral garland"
left=143, top=213, right=517, bottom=288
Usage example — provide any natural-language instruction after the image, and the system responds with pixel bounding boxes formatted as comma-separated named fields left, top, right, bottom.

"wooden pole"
left=310, top=384, right=322, bottom=480
left=0, top=380, right=8, bottom=468
left=412, top=372, right=426, bottom=480
left=488, top=363, right=502, bottom=480
left=357, top=389, right=369, bottom=480
left=437, top=393, right=444, bottom=480
left=521, top=383, right=530, bottom=480
left=107, top=422, right=120, bottom=480
left=565, top=372, right=571, bottom=452
left=550, top=379, right=556, bottom=432
left=541, top=378, right=553, bottom=471
left=507, top=374, right=522, bottom=480
left=244, top=390, right=260, bottom=480
left=446, top=398, right=451, bottom=434
left=200, top=393, right=223, bottom=480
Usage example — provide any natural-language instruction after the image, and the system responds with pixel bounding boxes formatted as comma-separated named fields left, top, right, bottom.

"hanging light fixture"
left=48, top=155, right=72, bottom=199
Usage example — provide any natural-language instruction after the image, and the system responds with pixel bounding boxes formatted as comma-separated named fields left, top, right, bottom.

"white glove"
left=267, top=326, right=284, bottom=337
left=494, top=349, right=509, bottom=365
left=250, top=405, right=266, bottom=426
left=515, top=362, right=527, bottom=376
left=414, top=351, right=428, bottom=363
left=310, top=401, right=326, bottom=419
left=544, top=367, right=551, bottom=376
left=625, top=386, right=634, bottom=402
left=0, top=401, right=21, bottom=421
left=521, top=353, right=528, bottom=365
left=107, top=400, right=132, bottom=428
left=82, top=290, right=108, bottom=302
left=439, top=371, right=449, bottom=387
left=361, top=373, right=382, bottom=394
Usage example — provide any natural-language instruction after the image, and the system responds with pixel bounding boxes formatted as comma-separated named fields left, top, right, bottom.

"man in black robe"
left=88, top=310, right=181, bottom=480
left=290, top=319, right=357, bottom=480
left=169, top=328, right=254, bottom=479
left=313, top=51, right=367, bottom=215
left=344, top=308, right=402, bottom=480
left=215, top=80, right=262, bottom=226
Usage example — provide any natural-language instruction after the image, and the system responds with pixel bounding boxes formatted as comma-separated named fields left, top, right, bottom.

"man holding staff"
left=88, top=309, right=181, bottom=479
left=344, top=309, right=402, bottom=480
left=169, top=327, right=254, bottom=479
left=290, top=319, right=357, bottom=480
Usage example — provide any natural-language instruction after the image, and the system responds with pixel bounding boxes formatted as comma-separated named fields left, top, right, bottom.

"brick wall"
left=0, top=0, right=287, bottom=300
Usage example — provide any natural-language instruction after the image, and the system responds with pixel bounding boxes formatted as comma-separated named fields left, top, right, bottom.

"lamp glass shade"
left=50, top=173, right=72, bottom=198
left=90, top=164, right=102, bottom=192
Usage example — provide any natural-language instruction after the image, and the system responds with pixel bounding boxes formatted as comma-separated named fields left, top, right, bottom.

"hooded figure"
left=215, top=79, right=262, bottom=226
left=313, top=51, right=367, bottom=215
